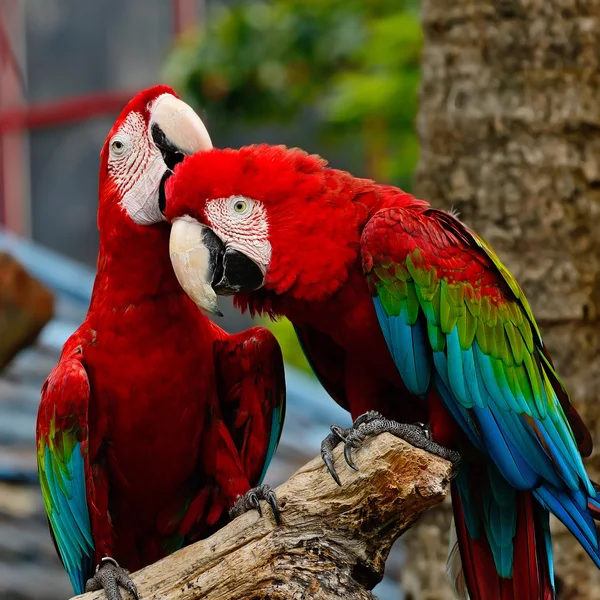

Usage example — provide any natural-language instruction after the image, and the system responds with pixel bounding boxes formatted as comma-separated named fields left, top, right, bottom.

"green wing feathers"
left=362, top=205, right=592, bottom=487
left=36, top=354, right=94, bottom=594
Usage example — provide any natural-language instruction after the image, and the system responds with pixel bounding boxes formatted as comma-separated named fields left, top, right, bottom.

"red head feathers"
left=165, top=144, right=417, bottom=315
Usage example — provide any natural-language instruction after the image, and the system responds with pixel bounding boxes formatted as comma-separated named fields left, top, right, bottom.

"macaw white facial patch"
left=205, top=196, right=272, bottom=272
left=108, top=111, right=166, bottom=226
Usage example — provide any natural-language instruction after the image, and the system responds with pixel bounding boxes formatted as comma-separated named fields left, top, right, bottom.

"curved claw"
left=322, top=450, right=342, bottom=486
left=330, top=424, right=349, bottom=442
left=254, top=493, right=263, bottom=518
left=415, top=422, right=432, bottom=440
left=122, top=579, right=139, bottom=600
left=266, top=489, right=281, bottom=524
left=344, top=440, right=359, bottom=471
left=229, top=484, right=281, bottom=524
left=353, top=410, right=384, bottom=428
left=321, top=429, right=348, bottom=486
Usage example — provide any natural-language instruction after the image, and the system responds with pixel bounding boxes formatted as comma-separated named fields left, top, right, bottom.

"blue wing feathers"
left=534, top=486, right=600, bottom=568
left=44, top=443, right=93, bottom=594
left=461, top=346, right=485, bottom=409
left=474, top=347, right=519, bottom=413
left=366, top=204, right=600, bottom=577
left=374, top=297, right=430, bottom=396
left=434, top=372, right=481, bottom=450
left=472, top=407, right=539, bottom=490
left=446, top=329, right=470, bottom=406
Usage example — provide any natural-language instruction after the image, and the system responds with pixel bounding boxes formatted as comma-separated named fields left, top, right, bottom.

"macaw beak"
left=169, top=217, right=264, bottom=316
left=150, top=94, right=212, bottom=211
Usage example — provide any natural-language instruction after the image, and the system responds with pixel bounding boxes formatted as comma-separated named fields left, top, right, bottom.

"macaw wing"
left=473, top=231, right=592, bottom=457
left=361, top=204, right=593, bottom=500
left=214, top=326, right=286, bottom=486
left=294, top=324, right=349, bottom=412
left=36, top=347, right=94, bottom=594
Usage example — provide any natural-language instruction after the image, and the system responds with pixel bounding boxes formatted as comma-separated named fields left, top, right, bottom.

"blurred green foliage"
left=167, top=0, right=421, bottom=186
left=166, top=0, right=422, bottom=375
left=266, top=317, right=313, bottom=374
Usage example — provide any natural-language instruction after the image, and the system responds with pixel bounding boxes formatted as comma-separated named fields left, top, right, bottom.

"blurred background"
left=2, top=0, right=600, bottom=599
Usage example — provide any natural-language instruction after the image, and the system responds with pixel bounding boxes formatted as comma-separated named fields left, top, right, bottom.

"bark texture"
left=412, top=1, right=600, bottom=598
left=0, top=252, right=54, bottom=370
left=73, top=434, right=453, bottom=600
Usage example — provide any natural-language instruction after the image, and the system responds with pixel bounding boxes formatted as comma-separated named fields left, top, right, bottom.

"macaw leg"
left=85, top=557, right=138, bottom=600
left=229, top=484, right=281, bottom=524
left=343, top=411, right=461, bottom=470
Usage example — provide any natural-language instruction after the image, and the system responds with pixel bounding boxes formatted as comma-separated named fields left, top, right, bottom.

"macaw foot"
left=85, top=557, right=139, bottom=600
left=229, top=484, right=281, bottom=525
left=321, top=410, right=461, bottom=485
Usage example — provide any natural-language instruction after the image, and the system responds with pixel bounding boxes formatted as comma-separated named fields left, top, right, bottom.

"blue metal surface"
left=0, top=227, right=95, bottom=305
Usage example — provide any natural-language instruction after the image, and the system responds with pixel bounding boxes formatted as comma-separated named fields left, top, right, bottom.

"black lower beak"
left=153, top=123, right=186, bottom=214
left=203, top=228, right=264, bottom=295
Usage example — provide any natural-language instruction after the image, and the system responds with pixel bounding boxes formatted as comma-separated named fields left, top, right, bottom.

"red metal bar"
left=0, top=13, right=25, bottom=92
left=0, top=1, right=26, bottom=233
left=172, top=0, right=197, bottom=36
left=0, top=91, right=136, bottom=134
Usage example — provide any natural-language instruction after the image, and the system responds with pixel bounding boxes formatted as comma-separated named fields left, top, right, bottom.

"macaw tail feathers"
left=533, top=484, right=600, bottom=570
left=450, top=468, right=555, bottom=600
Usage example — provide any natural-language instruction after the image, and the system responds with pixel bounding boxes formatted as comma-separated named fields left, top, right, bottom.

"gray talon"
left=353, top=410, right=384, bottom=428
left=321, top=412, right=461, bottom=483
left=322, top=450, right=342, bottom=486
left=343, top=439, right=359, bottom=471
left=229, top=484, right=281, bottom=524
left=321, top=426, right=352, bottom=485
left=85, top=557, right=138, bottom=600
left=342, top=426, right=368, bottom=471
left=330, top=424, right=350, bottom=441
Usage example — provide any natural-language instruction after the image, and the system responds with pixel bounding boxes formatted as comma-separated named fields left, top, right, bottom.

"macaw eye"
left=233, top=199, right=247, bottom=213
left=227, top=195, right=254, bottom=217
left=110, top=137, right=127, bottom=157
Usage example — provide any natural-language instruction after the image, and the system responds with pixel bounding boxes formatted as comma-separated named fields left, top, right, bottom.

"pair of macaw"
left=38, top=85, right=600, bottom=600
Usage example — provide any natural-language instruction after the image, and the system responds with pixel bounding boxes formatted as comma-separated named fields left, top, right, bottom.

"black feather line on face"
left=152, top=123, right=186, bottom=214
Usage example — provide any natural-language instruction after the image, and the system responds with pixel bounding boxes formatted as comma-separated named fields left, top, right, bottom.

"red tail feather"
left=451, top=486, right=554, bottom=600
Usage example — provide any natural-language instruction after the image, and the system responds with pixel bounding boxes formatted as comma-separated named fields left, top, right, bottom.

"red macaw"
left=164, top=144, right=600, bottom=600
left=36, top=92, right=285, bottom=600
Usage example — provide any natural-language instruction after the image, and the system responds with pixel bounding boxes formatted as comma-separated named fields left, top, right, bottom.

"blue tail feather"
left=534, top=485, right=600, bottom=568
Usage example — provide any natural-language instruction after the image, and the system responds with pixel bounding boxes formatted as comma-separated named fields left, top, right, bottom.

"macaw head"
left=98, top=85, right=212, bottom=233
left=165, top=144, right=374, bottom=316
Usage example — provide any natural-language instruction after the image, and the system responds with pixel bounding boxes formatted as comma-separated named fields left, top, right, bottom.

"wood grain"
left=73, top=433, right=453, bottom=600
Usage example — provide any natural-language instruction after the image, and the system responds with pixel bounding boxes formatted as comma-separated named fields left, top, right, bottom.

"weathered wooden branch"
left=74, top=433, right=453, bottom=600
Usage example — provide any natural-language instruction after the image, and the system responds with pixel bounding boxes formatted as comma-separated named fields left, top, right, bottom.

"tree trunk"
left=74, top=434, right=453, bottom=600
left=412, top=0, right=600, bottom=598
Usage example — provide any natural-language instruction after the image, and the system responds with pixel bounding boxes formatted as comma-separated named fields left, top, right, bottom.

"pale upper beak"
left=170, top=217, right=265, bottom=316
left=149, top=94, right=212, bottom=216
left=150, top=93, right=212, bottom=158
